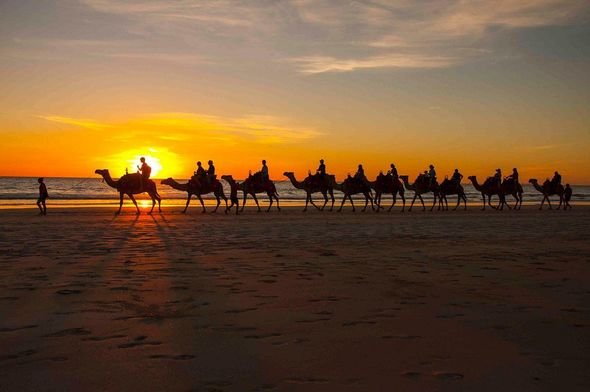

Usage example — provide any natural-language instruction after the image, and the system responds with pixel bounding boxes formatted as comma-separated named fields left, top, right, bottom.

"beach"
left=1, top=206, right=589, bottom=391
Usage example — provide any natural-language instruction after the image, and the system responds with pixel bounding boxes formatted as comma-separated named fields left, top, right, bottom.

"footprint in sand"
left=43, top=328, right=91, bottom=337
left=56, top=289, right=82, bottom=295
left=433, top=371, right=464, bottom=380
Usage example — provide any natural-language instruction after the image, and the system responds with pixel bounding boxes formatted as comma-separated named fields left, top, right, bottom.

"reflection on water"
left=1, top=177, right=589, bottom=208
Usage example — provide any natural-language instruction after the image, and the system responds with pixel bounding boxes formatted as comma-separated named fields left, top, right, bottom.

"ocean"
left=1, top=177, right=588, bottom=209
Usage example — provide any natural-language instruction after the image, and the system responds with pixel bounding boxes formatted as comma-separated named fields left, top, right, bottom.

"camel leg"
left=480, top=194, right=486, bottom=210
left=267, top=193, right=273, bottom=212
left=400, top=192, right=406, bottom=212
left=275, top=195, right=280, bottom=211
left=251, top=194, right=261, bottom=212
left=303, top=194, right=309, bottom=212
left=337, top=194, right=347, bottom=212
left=546, top=196, right=552, bottom=210
left=241, top=192, right=248, bottom=213
left=128, top=194, right=140, bottom=215
left=368, top=193, right=374, bottom=211
left=117, top=193, right=124, bottom=215
left=349, top=195, right=356, bottom=212
left=309, top=194, right=320, bottom=210
left=320, top=191, right=328, bottom=211
left=430, top=194, right=436, bottom=212
left=388, top=194, right=396, bottom=212
left=409, top=194, right=418, bottom=212
left=329, top=190, right=335, bottom=212
left=212, top=195, right=220, bottom=213
left=557, top=195, right=563, bottom=210
left=362, top=194, right=369, bottom=212
left=149, top=194, right=156, bottom=214
left=197, top=195, right=206, bottom=213
left=183, top=194, right=192, bottom=213
left=418, top=194, right=425, bottom=211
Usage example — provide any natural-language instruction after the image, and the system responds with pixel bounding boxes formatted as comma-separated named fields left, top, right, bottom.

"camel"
left=529, top=178, right=564, bottom=210
left=438, top=178, right=467, bottom=210
left=400, top=175, right=440, bottom=211
left=467, top=176, right=507, bottom=210
left=283, top=172, right=336, bottom=212
left=222, top=175, right=280, bottom=212
left=161, top=178, right=227, bottom=214
left=369, top=173, right=405, bottom=212
left=95, top=169, right=161, bottom=214
left=334, top=177, right=374, bottom=212
left=501, top=179, right=524, bottom=210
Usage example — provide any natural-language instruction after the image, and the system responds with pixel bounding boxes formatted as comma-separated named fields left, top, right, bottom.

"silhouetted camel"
left=438, top=179, right=467, bottom=211
left=161, top=178, right=227, bottom=214
left=501, top=178, right=523, bottom=210
left=283, top=172, right=336, bottom=212
left=95, top=169, right=161, bottom=214
left=529, top=178, right=564, bottom=210
left=334, top=177, right=374, bottom=212
left=223, top=175, right=280, bottom=212
left=467, top=176, right=506, bottom=210
left=369, top=173, right=405, bottom=212
left=400, top=175, right=440, bottom=211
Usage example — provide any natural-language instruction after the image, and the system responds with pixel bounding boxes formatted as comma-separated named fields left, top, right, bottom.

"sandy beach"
left=0, top=206, right=589, bottom=391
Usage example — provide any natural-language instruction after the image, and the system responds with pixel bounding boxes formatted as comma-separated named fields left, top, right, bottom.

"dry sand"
left=0, top=206, right=589, bottom=391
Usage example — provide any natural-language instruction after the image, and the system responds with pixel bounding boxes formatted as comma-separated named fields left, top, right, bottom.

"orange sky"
left=1, top=1, right=589, bottom=183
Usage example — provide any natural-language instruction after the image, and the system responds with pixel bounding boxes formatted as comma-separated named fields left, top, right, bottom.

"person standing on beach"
left=37, top=178, right=48, bottom=215
left=564, top=184, right=572, bottom=210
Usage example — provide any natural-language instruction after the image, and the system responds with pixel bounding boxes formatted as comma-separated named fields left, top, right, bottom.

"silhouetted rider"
left=317, top=159, right=326, bottom=177
left=137, top=157, right=151, bottom=191
left=451, top=169, right=463, bottom=184
left=261, top=160, right=269, bottom=182
left=428, top=164, right=436, bottom=188
left=388, top=163, right=398, bottom=179
left=207, top=160, right=215, bottom=184
left=505, top=168, right=519, bottom=183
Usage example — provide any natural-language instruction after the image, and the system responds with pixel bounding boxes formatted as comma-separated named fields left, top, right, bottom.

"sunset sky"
left=1, top=0, right=589, bottom=182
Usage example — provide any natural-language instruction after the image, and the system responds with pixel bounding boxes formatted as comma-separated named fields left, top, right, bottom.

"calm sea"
left=1, top=177, right=588, bottom=208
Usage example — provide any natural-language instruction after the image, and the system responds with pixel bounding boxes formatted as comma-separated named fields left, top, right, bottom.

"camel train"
left=95, top=164, right=569, bottom=214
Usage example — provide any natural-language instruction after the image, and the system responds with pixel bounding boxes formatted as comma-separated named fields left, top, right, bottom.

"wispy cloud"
left=13, top=1, right=586, bottom=74
left=40, top=115, right=112, bottom=130
left=40, top=112, right=321, bottom=144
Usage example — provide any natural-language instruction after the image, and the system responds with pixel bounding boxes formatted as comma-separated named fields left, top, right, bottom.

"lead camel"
left=95, top=169, right=161, bottom=215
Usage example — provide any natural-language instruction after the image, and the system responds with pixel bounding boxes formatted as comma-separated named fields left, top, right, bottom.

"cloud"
left=68, top=0, right=590, bottom=74
left=290, top=54, right=457, bottom=74
left=40, top=112, right=321, bottom=144
left=40, top=116, right=112, bottom=130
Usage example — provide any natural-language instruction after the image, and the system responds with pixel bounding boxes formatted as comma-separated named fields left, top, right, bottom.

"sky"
left=1, top=0, right=589, bottom=182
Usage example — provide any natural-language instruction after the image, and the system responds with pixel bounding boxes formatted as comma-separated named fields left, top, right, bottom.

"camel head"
left=95, top=169, right=109, bottom=177
left=283, top=171, right=294, bottom=177
left=468, top=175, right=476, bottom=181
left=161, top=178, right=174, bottom=186
left=221, top=175, right=234, bottom=183
left=528, top=178, right=538, bottom=184
left=399, top=175, right=409, bottom=182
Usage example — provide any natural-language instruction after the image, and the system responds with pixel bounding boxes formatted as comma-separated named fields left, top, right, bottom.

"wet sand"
left=1, top=206, right=589, bottom=391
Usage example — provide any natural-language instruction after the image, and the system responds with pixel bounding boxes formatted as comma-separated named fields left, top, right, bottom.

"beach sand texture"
left=1, top=207, right=589, bottom=391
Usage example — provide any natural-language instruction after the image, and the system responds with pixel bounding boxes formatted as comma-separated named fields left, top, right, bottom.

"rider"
left=261, top=160, right=269, bottom=183
left=494, top=168, right=502, bottom=185
left=428, top=164, right=436, bottom=188
left=194, top=161, right=206, bottom=185
left=451, top=168, right=463, bottom=184
left=354, top=164, right=369, bottom=187
left=551, top=171, right=562, bottom=187
left=207, top=160, right=216, bottom=184
left=137, top=157, right=151, bottom=191
left=388, top=163, right=398, bottom=179
left=505, top=167, right=519, bottom=183
left=316, top=159, right=326, bottom=177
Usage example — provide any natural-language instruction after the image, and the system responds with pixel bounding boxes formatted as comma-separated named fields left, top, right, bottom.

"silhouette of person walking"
left=37, top=178, right=48, bottom=215
left=564, top=183, right=572, bottom=210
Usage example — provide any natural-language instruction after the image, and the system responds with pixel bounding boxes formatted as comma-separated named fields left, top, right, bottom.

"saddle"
left=120, top=173, right=142, bottom=190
